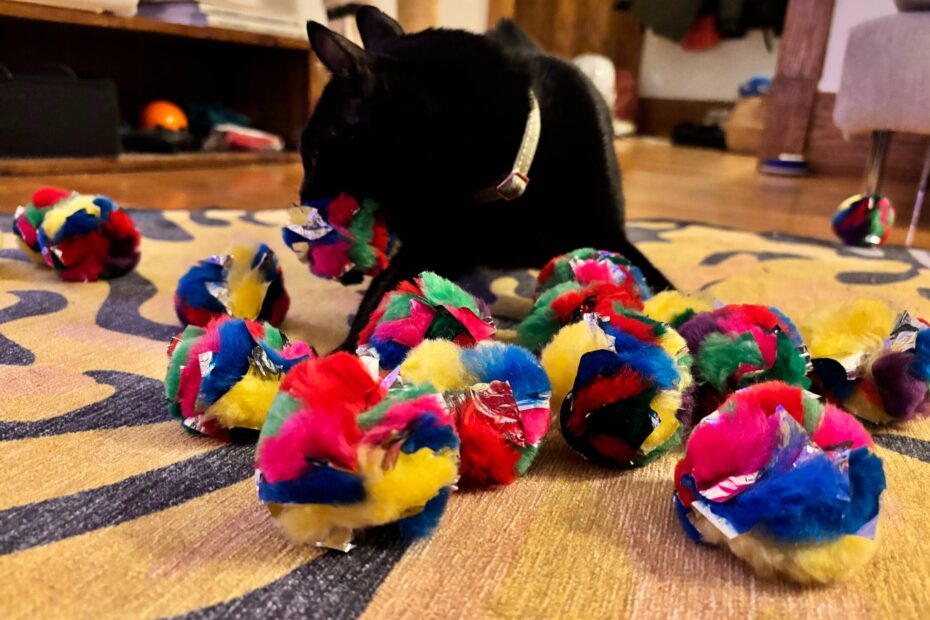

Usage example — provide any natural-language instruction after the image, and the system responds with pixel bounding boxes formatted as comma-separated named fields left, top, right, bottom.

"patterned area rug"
left=2, top=210, right=930, bottom=619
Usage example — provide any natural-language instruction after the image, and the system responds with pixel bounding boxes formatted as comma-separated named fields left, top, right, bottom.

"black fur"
left=302, top=7, right=672, bottom=350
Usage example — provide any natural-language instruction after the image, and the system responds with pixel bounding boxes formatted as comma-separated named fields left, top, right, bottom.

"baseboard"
left=636, top=97, right=732, bottom=137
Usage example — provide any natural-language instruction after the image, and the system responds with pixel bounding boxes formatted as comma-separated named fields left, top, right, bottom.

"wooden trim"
left=637, top=98, right=732, bottom=138
left=0, top=151, right=299, bottom=177
left=0, top=0, right=309, bottom=49
left=758, top=0, right=835, bottom=162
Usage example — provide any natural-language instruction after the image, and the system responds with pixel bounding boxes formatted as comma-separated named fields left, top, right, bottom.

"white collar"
left=472, top=89, right=541, bottom=203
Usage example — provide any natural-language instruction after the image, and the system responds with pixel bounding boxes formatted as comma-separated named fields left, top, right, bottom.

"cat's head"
left=299, top=8, right=403, bottom=202
left=300, top=7, right=528, bottom=209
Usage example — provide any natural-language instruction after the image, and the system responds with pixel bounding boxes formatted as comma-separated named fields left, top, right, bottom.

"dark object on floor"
left=121, top=126, right=197, bottom=153
left=672, top=123, right=727, bottom=150
left=300, top=8, right=672, bottom=350
left=184, top=102, right=251, bottom=138
left=0, top=66, right=120, bottom=158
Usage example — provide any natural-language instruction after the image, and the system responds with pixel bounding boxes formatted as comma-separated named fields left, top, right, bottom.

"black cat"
left=301, top=6, right=671, bottom=350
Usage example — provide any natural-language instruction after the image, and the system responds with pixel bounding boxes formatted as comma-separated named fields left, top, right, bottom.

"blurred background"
left=0, top=0, right=926, bottom=226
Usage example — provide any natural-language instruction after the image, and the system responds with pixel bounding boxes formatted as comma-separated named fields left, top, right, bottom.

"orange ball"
left=140, top=100, right=188, bottom=132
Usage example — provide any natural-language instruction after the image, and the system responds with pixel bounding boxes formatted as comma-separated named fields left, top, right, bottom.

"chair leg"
left=864, top=130, right=891, bottom=195
left=905, top=142, right=930, bottom=247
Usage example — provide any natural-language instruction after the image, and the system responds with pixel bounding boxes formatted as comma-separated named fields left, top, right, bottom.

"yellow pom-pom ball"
left=399, top=339, right=474, bottom=392
left=540, top=320, right=614, bottom=411
left=642, top=290, right=716, bottom=326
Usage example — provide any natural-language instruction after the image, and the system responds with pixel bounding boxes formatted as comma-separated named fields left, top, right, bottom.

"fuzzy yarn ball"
left=165, top=317, right=313, bottom=440
left=518, top=280, right=646, bottom=351
left=12, top=186, right=71, bottom=263
left=282, top=192, right=392, bottom=284
left=536, top=247, right=653, bottom=297
left=832, top=193, right=895, bottom=247
left=677, top=304, right=810, bottom=427
left=175, top=243, right=291, bottom=328
left=545, top=312, right=692, bottom=468
left=399, top=340, right=552, bottom=485
left=518, top=248, right=654, bottom=351
left=674, top=382, right=885, bottom=584
left=358, top=271, right=496, bottom=370
left=255, top=352, right=459, bottom=551
left=802, top=300, right=930, bottom=424
left=15, top=188, right=141, bottom=281
left=642, top=290, right=717, bottom=328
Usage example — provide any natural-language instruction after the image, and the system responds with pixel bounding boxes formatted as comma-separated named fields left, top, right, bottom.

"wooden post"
left=758, top=0, right=836, bottom=166
left=487, top=0, right=516, bottom=28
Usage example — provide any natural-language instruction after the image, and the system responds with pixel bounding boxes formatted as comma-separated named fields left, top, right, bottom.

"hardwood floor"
left=618, top=138, right=928, bottom=248
left=2, top=138, right=927, bottom=247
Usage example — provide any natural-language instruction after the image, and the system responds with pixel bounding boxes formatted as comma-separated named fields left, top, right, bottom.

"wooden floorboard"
left=1, top=138, right=926, bottom=248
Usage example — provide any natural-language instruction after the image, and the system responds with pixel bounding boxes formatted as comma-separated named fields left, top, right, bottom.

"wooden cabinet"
left=0, top=0, right=317, bottom=175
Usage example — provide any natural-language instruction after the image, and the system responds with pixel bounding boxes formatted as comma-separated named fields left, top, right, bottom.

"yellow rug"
left=1, top=210, right=929, bottom=619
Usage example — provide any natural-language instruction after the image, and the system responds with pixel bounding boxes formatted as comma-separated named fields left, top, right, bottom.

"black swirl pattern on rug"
left=626, top=220, right=691, bottom=244
left=190, top=209, right=230, bottom=227
left=174, top=530, right=409, bottom=620
left=0, top=249, right=29, bottom=262
left=700, top=251, right=809, bottom=266
left=1, top=290, right=68, bottom=323
left=0, top=290, right=68, bottom=366
left=836, top=264, right=921, bottom=285
left=0, top=444, right=253, bottom=555
left=239, top=211, right=277, bottom=227
left=0, top=370, right=165, bottom=440
left=0, top=334, right=33, bottom=365
left=127, top=210, right=194, bottom=242
left=873, top=434, right=930, bottom=464
left=97, top=271, right=180, bottom=341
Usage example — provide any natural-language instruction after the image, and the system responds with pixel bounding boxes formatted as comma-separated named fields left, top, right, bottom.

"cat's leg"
left=612, top=233, right=674, bottom=292
left=337, top=245, right=424, bottom=352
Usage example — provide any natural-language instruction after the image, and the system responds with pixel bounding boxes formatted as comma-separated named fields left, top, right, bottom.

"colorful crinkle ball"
left=802, top=299, right=930, bottom=424
left=165, top=317, right=313, bottom=440
left=399, top=340, right=552, bottom=485
left=24, top=190, right=141, bottom=281
left=282, top=192, right=392, bottom=284
left=12, top=186, right=71, bottom=263
left=518, top=280, right=646, bottom=351
left=674, top=382, right=886, bottom=584
left=175, top=243, right=291, bottom=328
left=832, top=193, right=895, bottom=247
left=677, top=304, right=810, bottom=427
left=542, top=312, right=692, bottom=467
left=255, top=352, right=459, bottom=551
left=536, top=247, right=653, bottom=296
left=358, top=271, right=496, bottom=370
left=518, top=248, right=653, bottom=351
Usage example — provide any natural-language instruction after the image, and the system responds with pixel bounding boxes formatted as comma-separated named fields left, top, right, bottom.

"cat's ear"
left=356, top=6, right=404, bottom=50
left=307, top=21, right=373, bottom=84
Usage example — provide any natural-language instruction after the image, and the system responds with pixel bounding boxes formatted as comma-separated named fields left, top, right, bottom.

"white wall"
left=437, top=0, right=488, bottom=32
left=638, top=30, right=779, bottom=102
left=818, top=0, right=897, bottom=93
